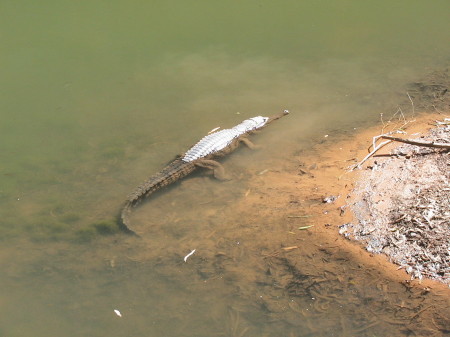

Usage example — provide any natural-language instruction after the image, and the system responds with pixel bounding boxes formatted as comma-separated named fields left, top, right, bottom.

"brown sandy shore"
left=223, top=112, right=450, bottom=335
left=218, top=113, right=449, bottom=336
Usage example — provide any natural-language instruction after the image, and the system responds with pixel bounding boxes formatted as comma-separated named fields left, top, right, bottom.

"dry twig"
left=380, top=135, right=450, bottom=149
left=351, top=133, right=449, bottom=171
left=351, top=139, right=392, bottom=171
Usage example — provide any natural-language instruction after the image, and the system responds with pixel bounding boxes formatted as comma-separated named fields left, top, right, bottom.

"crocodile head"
left=233, top=116, right=269, bottom=133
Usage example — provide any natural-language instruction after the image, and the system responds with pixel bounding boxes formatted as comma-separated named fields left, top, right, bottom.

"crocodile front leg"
left=194, top=159, right=230, bottom=180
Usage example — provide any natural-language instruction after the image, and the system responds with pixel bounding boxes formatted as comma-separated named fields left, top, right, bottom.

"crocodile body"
left=120, top=110, right=289, bottom=232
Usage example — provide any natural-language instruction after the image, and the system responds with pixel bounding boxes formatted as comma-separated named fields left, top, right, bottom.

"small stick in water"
left=208, top=127, right=221, bottom=134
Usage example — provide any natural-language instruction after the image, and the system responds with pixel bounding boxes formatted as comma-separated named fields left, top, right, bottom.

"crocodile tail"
left=119, top=159, right=197, bottom=234
left=119, top=201, right=135, bottom=234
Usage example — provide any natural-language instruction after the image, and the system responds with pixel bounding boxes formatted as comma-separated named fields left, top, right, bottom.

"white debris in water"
left=207, top=127, right=221, bottom=134
left=114, top=309, right=122, bottom=317
left=184, top=249, right=196, bottom=262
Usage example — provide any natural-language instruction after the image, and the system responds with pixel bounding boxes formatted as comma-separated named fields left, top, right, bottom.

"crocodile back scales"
left=182, top=116, right=269, bottom=162
left=126, top=159, right=196, bottom=206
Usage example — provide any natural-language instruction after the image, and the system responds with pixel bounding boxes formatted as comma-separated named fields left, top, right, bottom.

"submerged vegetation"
left=73, top=220, right=119, bottom=243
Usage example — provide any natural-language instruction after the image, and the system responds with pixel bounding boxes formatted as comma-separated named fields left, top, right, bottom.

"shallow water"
left=1, top=1, right=450, bottom=336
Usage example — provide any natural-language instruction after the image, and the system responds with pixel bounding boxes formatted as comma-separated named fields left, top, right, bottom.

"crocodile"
left=120, top=109, right=289, bottom=233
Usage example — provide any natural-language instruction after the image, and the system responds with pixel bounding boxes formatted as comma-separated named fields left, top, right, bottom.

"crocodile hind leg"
left=194, top=159, right=230, bottom=180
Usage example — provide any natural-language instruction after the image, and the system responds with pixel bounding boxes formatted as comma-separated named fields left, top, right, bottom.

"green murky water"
left=1, top=1, right=449, bottom=336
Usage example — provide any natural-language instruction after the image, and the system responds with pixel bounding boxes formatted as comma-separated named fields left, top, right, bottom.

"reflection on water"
left=1, top=0, right=450, bottom=336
